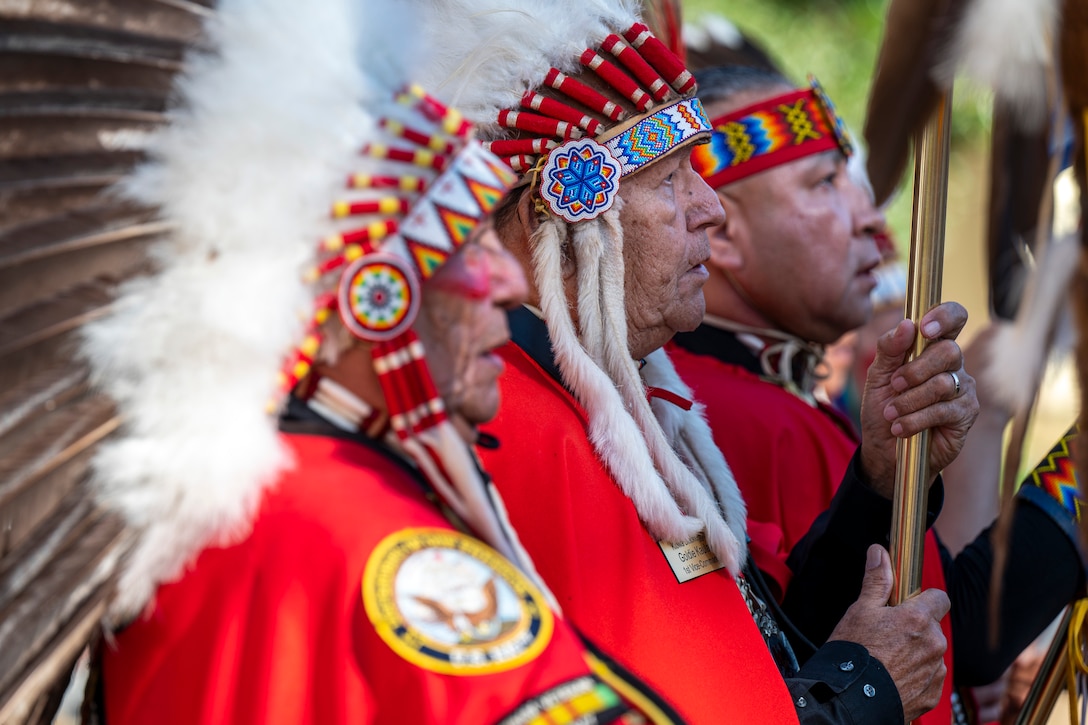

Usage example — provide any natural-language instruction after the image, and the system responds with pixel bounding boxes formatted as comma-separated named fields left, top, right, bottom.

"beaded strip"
left=692, top=78, right=853, bottom=189
left=1023, top=426, right=1082, bottom=520
left=600, top=96, right=711, bottom=177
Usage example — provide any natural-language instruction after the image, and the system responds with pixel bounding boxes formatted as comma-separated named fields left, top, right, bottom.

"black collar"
left=508, top=306, right=565, bottom=385
left=672, top=324, right=761, bottom=376
left=278, top=395, right=432, bottom=493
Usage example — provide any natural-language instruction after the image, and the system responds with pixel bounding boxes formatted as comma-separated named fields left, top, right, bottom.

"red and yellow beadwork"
left=693, top=78, right=854, bottom=190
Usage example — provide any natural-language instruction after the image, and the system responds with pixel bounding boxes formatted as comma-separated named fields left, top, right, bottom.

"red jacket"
left=479, top=344, right=801, bottom=724
left=670, top=339, right=955, bottom=725
left=103, top=432, right=673, bottom=724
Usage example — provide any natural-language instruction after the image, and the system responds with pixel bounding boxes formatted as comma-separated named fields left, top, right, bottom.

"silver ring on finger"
left=948, top=370, right=960, bottom=397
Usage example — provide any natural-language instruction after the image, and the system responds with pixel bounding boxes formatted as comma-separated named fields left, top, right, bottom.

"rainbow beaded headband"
left=692, top=77, right=853, bottom=190
left=482, top=22, right=712, bottom=224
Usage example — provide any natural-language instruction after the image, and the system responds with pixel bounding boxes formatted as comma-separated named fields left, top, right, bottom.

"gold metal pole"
left=1015, top=606, right=1074, bottom=725
left=889, top=91, right=953, bottom=608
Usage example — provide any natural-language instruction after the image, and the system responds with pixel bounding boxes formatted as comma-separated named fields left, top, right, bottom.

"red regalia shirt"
left=478, top=343, right=800, bottom=725
left=102, top=432, right=674, bottom=724
left=669, top=335, right=955, bottom=725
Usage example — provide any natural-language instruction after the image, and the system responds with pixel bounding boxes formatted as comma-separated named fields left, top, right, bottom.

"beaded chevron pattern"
left=693, top=78, right=853, bottom=190
left=1025, top=426, right=1082, bottom=520
left=277, top=85, right=515, bottom=397
left=603, top=97, right=711, bottom=176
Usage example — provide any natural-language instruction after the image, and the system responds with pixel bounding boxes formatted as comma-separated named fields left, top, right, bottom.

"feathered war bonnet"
left=81, top=0, right=540, bottom=619
left=416, top=0, right=749, bottom=575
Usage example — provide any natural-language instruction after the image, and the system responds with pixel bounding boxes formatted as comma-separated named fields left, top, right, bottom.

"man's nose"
left=846, top=173, right=886, bottom=239
left=488, top=245, right=529, bottom=309
left=687, top=167, right=726, bottom=231
left=855, top=198, right=885, bottom=239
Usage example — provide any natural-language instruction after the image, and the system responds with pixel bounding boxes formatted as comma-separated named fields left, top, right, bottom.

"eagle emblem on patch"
left=362, top=527, right=554, bottom=675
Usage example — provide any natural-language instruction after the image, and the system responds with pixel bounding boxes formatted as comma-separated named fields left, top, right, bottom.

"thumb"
left=856, top=545, right=893, bottom=606
left=868, top=319, right=914, bottom=381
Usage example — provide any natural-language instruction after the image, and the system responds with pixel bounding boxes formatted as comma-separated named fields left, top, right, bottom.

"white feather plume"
left=682, top=15, right=744, bottom=54
left=81, top=0, right=411, bottom=618
left=939, top=0, right=1059, bottom=127
left=415, top=0, right=640, bottom=127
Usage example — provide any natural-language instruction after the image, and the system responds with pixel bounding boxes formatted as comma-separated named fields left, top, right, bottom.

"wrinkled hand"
left=829, top=545, right=950, bottom=722
left=859, top=301, right=979, bottom=498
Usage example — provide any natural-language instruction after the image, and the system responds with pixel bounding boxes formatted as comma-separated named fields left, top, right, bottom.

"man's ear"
left=515, top=186, right=540, bottom=235
left=708, top=193, right=745, bottom=272
left=493, top=185, right=551, bottom=308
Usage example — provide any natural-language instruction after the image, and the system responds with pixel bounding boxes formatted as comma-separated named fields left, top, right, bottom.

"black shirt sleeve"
left=787, top=641, right=904, bottom=725
left=781, top=450, right=944, bottom=646
left=941, top=487, right=1085, bottom=685
left=743, top=554, right=906, bottom=724
left=777, top=446, right=1085, bottom=690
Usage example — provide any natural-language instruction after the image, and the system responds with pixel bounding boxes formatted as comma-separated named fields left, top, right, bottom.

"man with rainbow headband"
left=410, top=1, right=992, bottom=721
left=84, top=0, right=698, bottom=721
left=671, top=64, right=1084, bottom=724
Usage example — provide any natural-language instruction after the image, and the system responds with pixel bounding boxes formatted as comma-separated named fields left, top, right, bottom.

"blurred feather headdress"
left=79, top=0, right=542, bottom=621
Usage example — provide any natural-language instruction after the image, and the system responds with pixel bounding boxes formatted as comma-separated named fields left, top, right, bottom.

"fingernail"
left=923, top=321, right=940, bottom=337
left=891, top=376, right=907, bottom=392
left=867, top=546, right=881, bottom=570
left=883, top=404, right=897, bottom=421
left=891, top=422, right=903, bottom=436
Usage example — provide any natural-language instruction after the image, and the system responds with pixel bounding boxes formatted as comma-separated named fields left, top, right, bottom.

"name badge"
left=658, top=532, right=724, bottom=583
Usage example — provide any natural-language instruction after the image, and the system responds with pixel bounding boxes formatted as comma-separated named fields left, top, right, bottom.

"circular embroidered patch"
left=338, top=253, right=420, bottom=342
left=362, top=527, right=554, bottom=675
left=539, top=138, right=622, bottom=223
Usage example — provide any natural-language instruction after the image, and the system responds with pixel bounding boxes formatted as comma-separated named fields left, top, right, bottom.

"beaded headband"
left=483, top=23, right=713, bottom=224
left=692, top=77, right=853, bottom=190
left=278, top=85, right=517, bottom=438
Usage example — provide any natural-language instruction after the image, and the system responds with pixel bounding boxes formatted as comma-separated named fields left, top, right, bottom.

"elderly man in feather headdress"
left=408, top=0, right=998, bottom=721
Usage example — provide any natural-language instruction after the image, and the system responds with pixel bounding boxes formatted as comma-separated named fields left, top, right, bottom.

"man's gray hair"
left=694, top=64, right=792, bottom=106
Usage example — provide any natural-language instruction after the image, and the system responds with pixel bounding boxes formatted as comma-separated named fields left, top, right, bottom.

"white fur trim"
left=642, top=348, right=747, bottom=567
left=529, top=208, right=746, bottom=575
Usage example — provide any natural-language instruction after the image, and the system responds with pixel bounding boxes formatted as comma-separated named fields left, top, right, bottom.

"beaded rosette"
left=483, top=22, right=713, bottom=224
